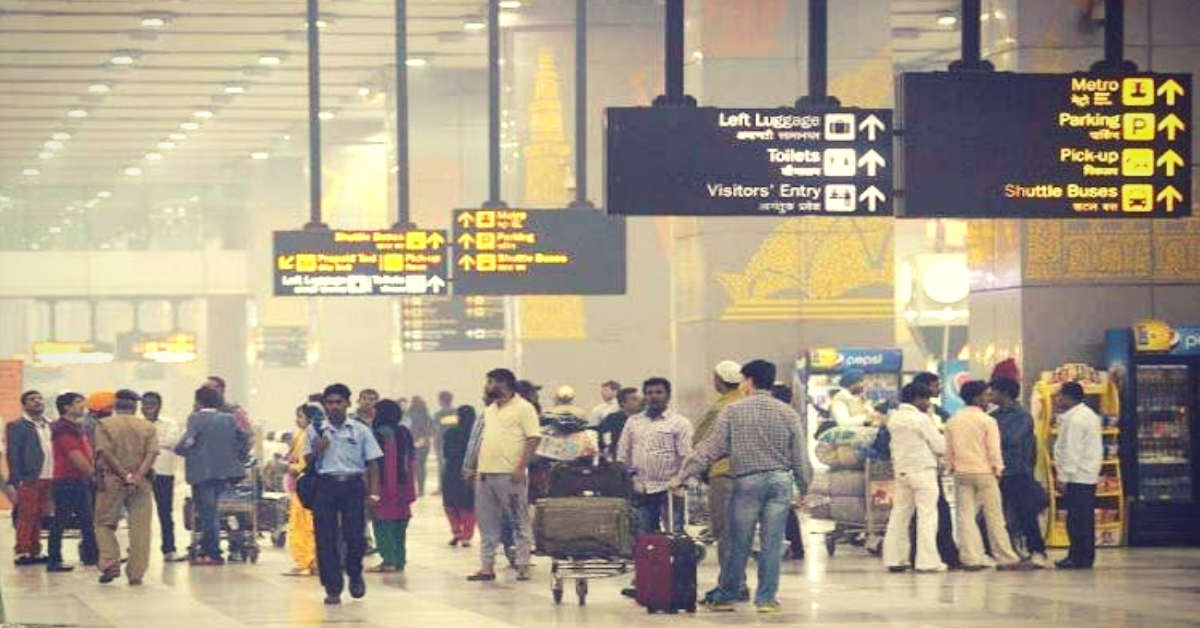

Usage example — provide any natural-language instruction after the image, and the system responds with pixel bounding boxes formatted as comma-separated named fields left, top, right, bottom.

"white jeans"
left=883, top=468, right=941, bottom=570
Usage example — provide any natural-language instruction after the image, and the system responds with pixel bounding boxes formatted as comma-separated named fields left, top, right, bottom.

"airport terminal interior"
left=0, top=0, right=1198, bottom=626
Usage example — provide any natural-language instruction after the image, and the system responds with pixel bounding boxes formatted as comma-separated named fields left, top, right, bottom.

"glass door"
left=1135, top=365, right=1193, bottom=502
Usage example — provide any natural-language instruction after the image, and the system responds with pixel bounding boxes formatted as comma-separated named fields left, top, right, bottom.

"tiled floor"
left=2, top=499, right=1199, bottom=627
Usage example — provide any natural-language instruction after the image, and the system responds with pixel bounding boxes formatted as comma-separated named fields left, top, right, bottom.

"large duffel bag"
left=546, top=458, right=632, bottom=499
left=533, top=496, right=633, bottom=558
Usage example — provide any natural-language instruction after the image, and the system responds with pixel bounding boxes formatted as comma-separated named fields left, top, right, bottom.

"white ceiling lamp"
left=88, top=84, right=111, bottom=93
left=257, top=55, right=283, bottom=66
left=192, top=110, right=214, bottom=119
left=22, top=168, right=40, bottom=176
left=319, top=111, right=335, bottom=120
left=499, top=1, right=522, bottom=9
left=67, top=109, right=88, bottom=118
left=464, top=21, right=485, bottom=31
left=110, top=54, right=136, bottom=65
left=51, top=132, right=71, bottom=141
left=157, top=141, right=176, bottom=150
left=140, top=17, right=168, bottom=28
left=124, top=166, right=143, bottom=176
left=180, top=122, right=200, bottom=131
left=168, top=133, right=187, bottom=141
left=145, top=152, right=164, bottom=161
left=936, top=13, right=958, bottom=26
left=224, top=85, right=245, bottom=94
left=406, top=58, right=428, bottom=67
left=44, top=140, right=64, bottom=149
left=357, top=85, right=371, bottom=97
left=38, top=152, right=54, bottom=160
left=250, top=152, right=269, bottom=160
left=97, top=191, right=112, bottom=198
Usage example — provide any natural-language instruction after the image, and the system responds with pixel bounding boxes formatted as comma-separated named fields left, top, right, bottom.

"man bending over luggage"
left=670, top=360, right=811, bottom=614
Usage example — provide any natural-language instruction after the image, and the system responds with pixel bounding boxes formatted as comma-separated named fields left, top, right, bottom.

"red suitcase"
left=633, top=493, right=698, bottom=614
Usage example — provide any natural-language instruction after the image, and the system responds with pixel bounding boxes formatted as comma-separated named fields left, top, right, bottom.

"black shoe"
left=349, top=576, right=366, bottom=599
left=1055, top=559, right=1093, bottom=570
left=324, top=594, right=341, bottom=605
left=738, top=587, right=751, bottom=602
left=99, top=570, right=120, bottom=584
left=14, top=555, right=37, bottom=566
left=888, top=565, right=911, bottom=573
left=620, top=587, right=637, bottom=599
left=46, top=563, right=74, bottom=573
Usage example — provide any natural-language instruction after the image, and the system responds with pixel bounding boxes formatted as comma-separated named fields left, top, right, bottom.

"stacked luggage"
left=807, top=425, right=893, bottom=556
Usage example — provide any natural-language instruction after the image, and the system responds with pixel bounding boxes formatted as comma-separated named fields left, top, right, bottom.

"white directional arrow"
left=428, top=275, right=447, bottom=294
left=857, top=150, right=887, bottom=176
left=859, top=186, right=887, bottom=212
left=859, top=114, right=886, bottom=141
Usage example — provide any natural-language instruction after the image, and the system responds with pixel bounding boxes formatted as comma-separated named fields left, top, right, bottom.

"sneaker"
left=323, top=594, right=341, bottom=605
left=349, top=576, right=366, bottom=599
left=738, top=587, right=751, bottom=602
left=1029, top=553, right=1048, bottom=569
left=46, top=563, right=75, bottom=573
left=756, top=601, right=781, bottom=614
left=163, top=552, right=187, bottom=563
left=706, top=600, right=735, bottom=613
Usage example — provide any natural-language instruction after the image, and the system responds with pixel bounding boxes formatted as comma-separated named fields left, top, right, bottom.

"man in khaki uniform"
left=93, top=389, right=158, bottom=585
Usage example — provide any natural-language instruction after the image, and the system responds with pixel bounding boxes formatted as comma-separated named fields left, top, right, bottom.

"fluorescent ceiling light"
left=97, top=191, right=112, bottom=198
left=145, top=152, right=163, bottom=161
left=157, top=141, right=176, bottom=150
left=168, top=133, right=187, bottom=141
left=44, top=140, right=64, bottom=149
left=358, top=86, right=371, bottom=96
left=180, top=122, right=200, bottom=131
left=51, top=133, right=71, bottom=141
left=38, top=152, right=54, bottom=160
left=140, top=17, right=167, bottom=28
left=192, top=110, right=214, bottom=119
left=124, top=167, right=143, bottom=176
left=67, top=109, right=89, bottom=118
left=937, top=14, right=958, bottom=26
left=48, top=226, right=62, bottom=234
left=22, top=168, right=40, bottom=176
left=110, top=55, right=135, bottom=65
left=315, top=20, right=328, bottom=29
left=464, top=21, right=485, bottom=31
left=406, top=58, right=427, bottom=67
left=88, top=84, right=111, bottom=93
left=224, top=85, right=245, bottom=94
left=258, top=55, right=283, bottom=66
left=250, top=152, right=269, bottom=160
left=319, top=111, right=335, bottom=120
left=499, top=1, right=522, bottom=9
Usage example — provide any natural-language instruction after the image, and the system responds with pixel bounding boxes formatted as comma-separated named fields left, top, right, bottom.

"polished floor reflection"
left=2, top=499, right=1199, bottom=628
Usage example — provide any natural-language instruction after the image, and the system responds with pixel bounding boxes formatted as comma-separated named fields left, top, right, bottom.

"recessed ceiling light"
left=44, top=140, right=64, bottom=149
left=180, top=122, right=200, bottom=131
left=358, top=86, right=371, bottom=97
left=124, top=166, right=143, bottom=176
left=88, top=84, right=111, bottom=93
left=314, top=20, right=328, bottom=29
left=140, top=17, right=167, bottom=28
left=48, top=226, right=62, bottom=234
left=38, top=152, right=54, bottom=160
left=258, top=55, right=283, bottom=66
left=110, top=55, right=135, bottom=65
left=319, top=111, right=335, bottom=120
left=192, top=110, right=214, bottom=119
left=97, top=191, right=112, bottom=198
left=168, top=133, right=187, bottom=141
left=406, top=58, right=427, bottom=67
left=250, top=152, right=269, bottom=160
left=51, top=133, right=71, bottom=141
left=67, top=109, right=89, bottom=118
left=157, top=141, right=176, bottom=150
left=464, top=21, right=485, bottom=31
left=224, top=85, right=245, bottom=94
left=937, top=14, right=958, bottom=26
left=22, top=168, right=40, bottom=176
left=499, top=1, right=522, bottom=9
left=145, top=152, right=163, bottom=161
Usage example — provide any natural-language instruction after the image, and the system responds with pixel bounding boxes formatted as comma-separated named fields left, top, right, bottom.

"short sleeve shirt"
left=52, top=421, right=92, bottom=481
left=476, top=396, right=541, bottom=474
left=305, top=419, right=383, bottom=476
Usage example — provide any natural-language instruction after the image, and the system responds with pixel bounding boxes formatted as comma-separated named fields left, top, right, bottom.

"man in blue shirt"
left=305, top=383, right=383, bottom=605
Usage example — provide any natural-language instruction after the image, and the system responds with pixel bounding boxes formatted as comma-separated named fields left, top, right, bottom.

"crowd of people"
left=3, top=357, right=1103, bottom=612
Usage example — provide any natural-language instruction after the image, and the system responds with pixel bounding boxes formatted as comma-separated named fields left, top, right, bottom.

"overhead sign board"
left=117, top=332, right=198, bottom=364
left=254, top=326, right=310, bottom=367
left=400, top=296, right=506, bottom=352
left=273, top=229, right=450, bottom=296
left=452, top=208, right=626, bottom=295
left=898, top=72, right=1192, bottom=218
left=605, top=107, right=894, bottom=216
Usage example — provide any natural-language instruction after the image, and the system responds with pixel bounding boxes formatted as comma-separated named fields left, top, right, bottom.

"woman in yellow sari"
left=282, top=404, right=321, bottom=576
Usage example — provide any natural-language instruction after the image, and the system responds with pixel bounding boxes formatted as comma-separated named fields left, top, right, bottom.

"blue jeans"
left=192, top=480, right=224, bottom=559
left=715, top=470, right=793, bottom=606
left=633, top=491, right=683, bottom=537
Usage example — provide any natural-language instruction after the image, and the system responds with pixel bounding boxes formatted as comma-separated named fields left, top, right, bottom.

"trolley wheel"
left=686, top=603, right=697, bottom=614
left=271, top=530, right=286, bottom=548
left=552, top=587, right=563, bottom=605
left=575, top=579, right=587, bottom=606
left=826, top=535, right=837, bottom=557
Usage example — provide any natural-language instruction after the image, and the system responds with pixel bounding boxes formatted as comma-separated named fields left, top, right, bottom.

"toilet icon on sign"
left=823, top=149, right=857, bottom=177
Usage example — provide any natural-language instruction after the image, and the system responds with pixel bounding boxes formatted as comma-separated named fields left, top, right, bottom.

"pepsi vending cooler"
left=1106, top=323, right=1200, bottom=546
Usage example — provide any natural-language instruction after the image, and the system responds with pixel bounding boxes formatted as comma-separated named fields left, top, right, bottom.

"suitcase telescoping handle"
left=667, top=483, right=687, bottom=534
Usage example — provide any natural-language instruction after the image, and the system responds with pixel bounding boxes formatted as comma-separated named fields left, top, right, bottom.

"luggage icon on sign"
left=824, top=113, right=856, bottom=141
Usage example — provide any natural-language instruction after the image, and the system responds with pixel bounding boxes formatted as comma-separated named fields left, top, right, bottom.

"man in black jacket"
left=8, top=390, right=54, bottom=565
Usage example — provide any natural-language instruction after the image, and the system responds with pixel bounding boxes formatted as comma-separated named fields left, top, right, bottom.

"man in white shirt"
left=586, top=380, right=621, bottom=427
left=882, top=383, right=946, bottom=573
left=830, top=369, right=876, bottom=426
left=142, top=392, right=186, bottom=562
left=1052, top=382, right=1102, bottom=570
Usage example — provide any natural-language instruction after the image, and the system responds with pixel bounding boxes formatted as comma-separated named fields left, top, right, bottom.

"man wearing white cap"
left=694, top=361, right=747, bottom=603
left=546, top=386, right=588, bottom=423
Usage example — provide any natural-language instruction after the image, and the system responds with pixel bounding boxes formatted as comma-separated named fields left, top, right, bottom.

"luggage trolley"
left=534, top=456, right=634, bottom=606
left=185, top=463, right=262, bottom=563
left=817, top=457, right=894, bottom=557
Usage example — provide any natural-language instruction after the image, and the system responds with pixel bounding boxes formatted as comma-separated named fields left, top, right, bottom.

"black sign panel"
left=605, top=107, right=894, bottom=216
left=899, top=72, right=1192, bottom=218
left=274, top=229, right=450, bottom=296
left=255, top=326, right=310, bottom=368
left=452, top=208, right=625, bottom=295
left=400, top=296, right=506, bottom=352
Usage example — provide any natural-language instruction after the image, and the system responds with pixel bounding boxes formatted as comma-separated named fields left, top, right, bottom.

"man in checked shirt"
left=670, top=360, right=811, bottom=615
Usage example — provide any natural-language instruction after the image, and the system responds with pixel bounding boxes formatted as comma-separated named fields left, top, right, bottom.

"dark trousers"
left=192, top=480, right=224, bottom=559
left=314, top=476, right=367, bottom=596
left=48, top=480, right=97, bottom=565
left=1000, top=475, right=1046, bottom=556
left=633, top=491, right=684, bottom=536
left=1064, top=483, right=1096, bottom=567
left=153, top=475, right=177, bottom=555
left=785, top=508, right=804, bottom=557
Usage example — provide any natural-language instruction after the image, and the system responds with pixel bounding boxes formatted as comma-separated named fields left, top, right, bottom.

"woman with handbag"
left=283, top=404, right=321, bottom=576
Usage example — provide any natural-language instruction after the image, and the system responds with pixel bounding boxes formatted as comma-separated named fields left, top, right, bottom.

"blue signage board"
left=606, top=107, right=894, bottom=217
left=899, top=72, right=1191, bottom=218
left=804, top=348, right=904, bottom=374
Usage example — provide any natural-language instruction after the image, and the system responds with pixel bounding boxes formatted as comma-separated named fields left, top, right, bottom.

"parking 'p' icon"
left=1122, top=113, right=1156, bottom=141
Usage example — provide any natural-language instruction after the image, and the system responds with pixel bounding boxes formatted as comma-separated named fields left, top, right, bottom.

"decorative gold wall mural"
left=1025, top=217, right=1200, bottom=283
left=518, top=47, right=586, bottom=340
